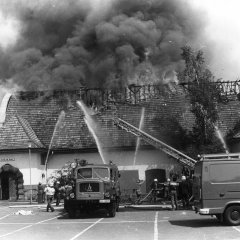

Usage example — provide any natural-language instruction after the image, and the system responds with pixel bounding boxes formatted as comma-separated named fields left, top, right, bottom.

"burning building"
left=0, top=83, right=238, bottom=201
left=0, top=0, right=239, bottom=201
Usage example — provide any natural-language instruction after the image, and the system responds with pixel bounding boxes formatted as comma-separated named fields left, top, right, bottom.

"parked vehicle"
left=64, top=160, right=121, bottom=218
left=193, top=153, right=240, bottom=225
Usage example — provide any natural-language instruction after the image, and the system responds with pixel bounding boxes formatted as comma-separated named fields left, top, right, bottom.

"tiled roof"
left=217, top=99, right=240, bottom=136
left=16, top=115, right=45, bottom=148
left=0, top=115, right=44, bottom=149
left=0, top=87, right=239, bottom=151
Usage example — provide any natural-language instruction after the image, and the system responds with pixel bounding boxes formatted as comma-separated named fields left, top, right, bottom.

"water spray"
left=133, top=107, right=145, bottom=165
left=77, top=100, right=106, bottom=164
left=214, top=125, right=229, bottom=154
left=45, top=110, right=66, bottom=182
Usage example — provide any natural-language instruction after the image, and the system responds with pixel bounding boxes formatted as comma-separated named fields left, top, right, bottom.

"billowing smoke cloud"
left=0, top=0, right=206, bottom=91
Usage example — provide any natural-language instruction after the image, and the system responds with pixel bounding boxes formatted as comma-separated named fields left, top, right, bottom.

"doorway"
left=1, top=172, right=10, bottom=200
left=119, top=170, right=139, bottom=195
left=0, top=164, right=24, bottom=200
left=145, top=168, right=166, bottom=193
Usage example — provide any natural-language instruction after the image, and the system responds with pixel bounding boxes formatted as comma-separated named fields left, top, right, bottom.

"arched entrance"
left=0, top=164, right=24, bottom=200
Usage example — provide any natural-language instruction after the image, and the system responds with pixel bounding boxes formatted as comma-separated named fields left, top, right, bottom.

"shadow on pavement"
left=169, top=218, right=225, bottom=228
left=57, top=208, right=110, bottom=219
left=56, top=206, right=171, bottom=220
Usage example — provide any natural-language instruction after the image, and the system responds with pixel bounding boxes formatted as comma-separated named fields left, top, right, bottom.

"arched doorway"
left=0, top=164, right=24, bottom=200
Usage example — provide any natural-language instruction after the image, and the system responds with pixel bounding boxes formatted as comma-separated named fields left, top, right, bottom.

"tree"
left=153, top=115, right=191, bottom=151
left=179, top=46, right=224, bottom=156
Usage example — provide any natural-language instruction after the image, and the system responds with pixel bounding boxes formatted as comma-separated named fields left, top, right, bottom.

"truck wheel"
left=224, top=206, right=240, bottom=225
left=108, top=202, right=116, bottom=217
left=68, top=209, right=76, bottom=219
left=116, top=198, right=120, bottom=212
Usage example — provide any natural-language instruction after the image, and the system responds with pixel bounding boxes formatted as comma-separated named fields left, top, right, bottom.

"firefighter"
left=37, top=182, right=44, bottom=203
left=164, top=178, right=171, bottom=200
left=44, top=183, right=55, bottom=212
left=151, top=179, right=159, bottom=203
left=169, top=176, right=179, bottom=210
left=54, top=181, right=61, bottom=206
left=179, top=175, right=190, bottom=209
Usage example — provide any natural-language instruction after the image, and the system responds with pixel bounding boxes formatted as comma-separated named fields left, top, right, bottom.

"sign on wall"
left=0, top=158, right=15, bottom=162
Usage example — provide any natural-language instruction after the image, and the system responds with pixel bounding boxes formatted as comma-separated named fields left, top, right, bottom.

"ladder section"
left=201, top=153, right=240, bottom=160
left=113, top=117, right=197, bottom=168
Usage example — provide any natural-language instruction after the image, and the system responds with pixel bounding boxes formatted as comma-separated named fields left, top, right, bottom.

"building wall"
left=0, top=148, right=183, bottom=197
left=46, top=148, right=182, bottom=194
left=47, top=149, right=182, bottom=178
left=0, top=152, right=44, bottom=186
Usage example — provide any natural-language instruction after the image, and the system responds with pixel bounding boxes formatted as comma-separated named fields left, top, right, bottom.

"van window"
left=209, top=163, right=240, bottom=183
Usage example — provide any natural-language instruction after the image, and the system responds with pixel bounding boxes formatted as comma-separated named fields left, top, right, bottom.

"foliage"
left=178, top=46, right=225, bottom=156
left=47, top=161, right=75, bottom=187
left=152, top=115, right=191, bottom=151
left=226, top=120, right=240, bottom=145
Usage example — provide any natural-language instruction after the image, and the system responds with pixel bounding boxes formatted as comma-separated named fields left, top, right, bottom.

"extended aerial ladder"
left=113, top=117, right=197, bottom=169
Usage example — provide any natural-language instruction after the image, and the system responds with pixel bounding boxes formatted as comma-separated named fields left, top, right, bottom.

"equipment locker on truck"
left=193, top=153, right=240, bottom=225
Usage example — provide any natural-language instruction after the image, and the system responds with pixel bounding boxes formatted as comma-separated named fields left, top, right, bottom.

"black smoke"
left=0, top=0, right=206, bottom=90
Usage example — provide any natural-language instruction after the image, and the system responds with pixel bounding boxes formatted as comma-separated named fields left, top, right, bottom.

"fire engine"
left=64, top=160, right=121, bottom=218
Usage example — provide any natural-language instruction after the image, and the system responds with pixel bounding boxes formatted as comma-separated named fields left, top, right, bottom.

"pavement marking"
left=0, top=213, right=66, bottom=238
left=233, top=226, right=240, bottom=233
left=39, top=219, right=168, bottom=224
left=0, top=223, right=33, bottom=225
left=69, top=218, right=103, bottom=240
left=154, top=211, right=159, bottom=240
left=0, top=214, right=11, bottom=220
left=0, top=219, right=169, bottom=225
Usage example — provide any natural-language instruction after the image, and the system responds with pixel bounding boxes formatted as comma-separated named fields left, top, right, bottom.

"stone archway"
left=0, top=164, right=24, bottom=200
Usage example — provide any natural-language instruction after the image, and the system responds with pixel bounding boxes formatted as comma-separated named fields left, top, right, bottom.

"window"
left=209, top=163, right=240, bottom=183
left=77, top=167, right=109, bottom=180
left=40, top=153, right=47, bottom=165
left=77, top=168, right=92, bottom=179
left=92, top=168, right=109, bottom=180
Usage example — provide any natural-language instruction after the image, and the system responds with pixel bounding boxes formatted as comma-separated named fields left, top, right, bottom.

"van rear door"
left=202, top=161, right=240, bottom=209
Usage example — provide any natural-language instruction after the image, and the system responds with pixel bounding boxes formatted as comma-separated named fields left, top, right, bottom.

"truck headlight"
left=104, top=192, right=110, bottom=198
left=70, top=193, right=75, bottom=199
left=199, top=208, right=209, bottom=214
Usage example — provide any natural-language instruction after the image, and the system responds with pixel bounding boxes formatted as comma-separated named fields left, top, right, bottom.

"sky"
left=190, top=0, right=240, bottom=80
left=0, top=0, right=240, bottom=87
left=0, top=12, right=20, bottom=49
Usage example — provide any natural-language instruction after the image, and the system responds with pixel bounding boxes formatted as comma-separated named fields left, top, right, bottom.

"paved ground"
left=0, top=201, right=240, bottom=240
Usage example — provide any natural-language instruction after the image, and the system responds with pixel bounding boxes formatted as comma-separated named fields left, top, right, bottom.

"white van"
left=193, top=153, right=240, bottom=225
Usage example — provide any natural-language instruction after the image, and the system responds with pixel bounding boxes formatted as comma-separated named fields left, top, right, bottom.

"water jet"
left=77, top=100, right=106, bottom=164
left=45, top=110, right=66, bottom=181
left=214, top=125, right=229, bottom=154
left=133, top=107, right=145, bottom=165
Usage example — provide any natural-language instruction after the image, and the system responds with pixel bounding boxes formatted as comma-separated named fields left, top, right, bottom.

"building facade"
left=0, top=84, right=239, bottom=201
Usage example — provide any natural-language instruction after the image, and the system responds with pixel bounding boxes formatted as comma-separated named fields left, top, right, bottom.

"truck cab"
left=193, top=153, right=240, bottom=225
left=64, top=160, right=121, bottom=218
